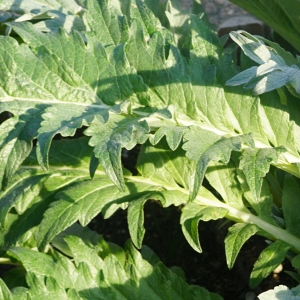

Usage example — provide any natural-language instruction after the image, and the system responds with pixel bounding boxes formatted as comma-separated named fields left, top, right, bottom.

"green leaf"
left=2, top=267, right=27, bottom=290
left=60, top=235, right=224, bottom=299
left=1, top=2, right=300, bottom=298
left=127, top=193, right=157, bottom=249
left=229, top=31, right=287, bottom=66
left=250, top=239, right=291, bottom=288
left=64, top=235, right=106, bottom=274
left=129, top=0, right=162, bottom=37
left=180, top=203, right=229, bottom=253
left=229, top=0, right=300, bottom=52
left=165, top=0, right=191, bottom=48
left=26, top=273, right=70, bottom=300
left=137, top=139, right=196, bottom=191
left=123, top=240, right=223, bottom=300
left=0, top=279, right=13, bottom=300
left=292, top=254, right=300, bottom=269
left=226, top=31, right=300, bottom=95
left=36, top=174, right=188, bottom=250
left=239, top=147, right=285, bottom=201
left=0, top=0, right=82, bottom=15
left=83, top=0, right=129, bottom=46
left=0, top=106, right=45, bottom=190
left=258, top=284, right=300, bottom=300
left=0, top=138, right=93, bottom=252
left=1, top=0, right=300, bottom=189
left=206, top=160, right=247, bottom=211
left=7, top=247, right=78, bottom=289
left=225, top=223, right=259, bottom=269
left=149, top=126, right=186, bottom=151
left=127, top=189, right=189, bottom=248
left=0, top=170, right=48, bottom=227
left=51, top=222, right=104, bottom=254
left=36, top=177, right=118, bottom=250
left=237, top=172, right=274, bottom=222
left=85, top=114, right=150, bottom=190
left=36, top=104, right=108, bottom=171
left=125, top=18, right=197, bottom=118
left=183, top=127, right=253, bottom=201
left=282, top=175, right=300, bottom=238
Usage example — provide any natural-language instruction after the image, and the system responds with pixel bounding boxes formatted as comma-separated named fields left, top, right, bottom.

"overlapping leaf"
left=226, top=31, right=300, bottom=95
left=239, top=147, right=285, bottom=201
left=183, top=127, right=253, bottom=200
left=250, top=240, right=291, bottom=288
left=0, top=1, right=300, bottom=296
left=180, top=203, right=229, bottom=253
left=229, top=0, right=300, bottom=52
left=0, top=0, right=300, bottom=197
left=205, top=160, right=247, bottom=211
left=2, top=235, right=223, bottom=300
left=224, top=223, right=259, bottom=269
left=258, top=284, right=300, bottom=300
left=0, top=138, right=92, bottom=253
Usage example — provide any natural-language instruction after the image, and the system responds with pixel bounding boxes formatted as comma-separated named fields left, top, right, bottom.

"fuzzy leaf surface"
left=229, top=0, right=300, bottom=52
left=0, top=279, right=13, bottom=300
left=183, top=128, right=253, bottom=200
left=239, top=147, right=284, bottom=201
left=225, top=223, right=259, bottom=269
left=0, top=138, right=93, bottom=253
left=250, top=240, right=291, bottom=288
left=180, top=203, right=229, bottom=253
left=205, top=160, right=247, bottom=211
left=0, top=0, right=300, bottom=191
left=6, top=236, right=223, bottom=300
left=227, top=31, right=300, bottom=95
left=258, top=285, right=300, bottom=300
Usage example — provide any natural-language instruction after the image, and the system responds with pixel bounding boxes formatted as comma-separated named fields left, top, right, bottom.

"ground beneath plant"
left=90, top=200, right=295, bottom=300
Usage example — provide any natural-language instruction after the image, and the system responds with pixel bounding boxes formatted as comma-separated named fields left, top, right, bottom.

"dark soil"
left=90, top=199, right=296, bottom=300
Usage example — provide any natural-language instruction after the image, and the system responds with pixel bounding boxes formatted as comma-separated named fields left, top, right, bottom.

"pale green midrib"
left=19, top=165, right=101, bottom=174
left=3, top=96, right=300, bottom=169
left=124, top=174, right=300, bottom=253
left=142, top=111, right=300, bottom=174
left=20, top=164, right=300, bottom=251
left=1, top=98, right=108, bottom=109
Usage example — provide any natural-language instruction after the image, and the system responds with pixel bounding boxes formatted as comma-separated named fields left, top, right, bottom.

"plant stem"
left=126, top=174, right=300, bottom=253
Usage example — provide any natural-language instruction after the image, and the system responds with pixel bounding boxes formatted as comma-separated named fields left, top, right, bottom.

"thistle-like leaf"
left=226, top=31, right=300, bottom=95
left=85, top=114, right=150, bottom=190
left=180, top=203, right=228, bottom=253
left=5, top=235, right=223, bottom=300
left=250, top=240, right=291, bottom=288
left=149, top=125, right=187, bottom=151
left=183, top=127, right=254, bottom=201
left=239, top=147, right=285, bottom=201
left=205, top=160, right=247, bottom=211
left=225, top=223, right=259, bottom=269
left=0, top=0, right=300, bottom=190
left=127, top=189, right=189, bottom=249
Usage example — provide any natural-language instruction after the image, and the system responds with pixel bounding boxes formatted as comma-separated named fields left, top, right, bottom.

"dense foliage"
left=0, top=0, right=300, bottom=299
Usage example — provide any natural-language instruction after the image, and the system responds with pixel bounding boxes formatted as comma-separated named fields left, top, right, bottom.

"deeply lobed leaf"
left=3, top=234, right=223, bottom=300
left=1, top=1, right=300, bottom=296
